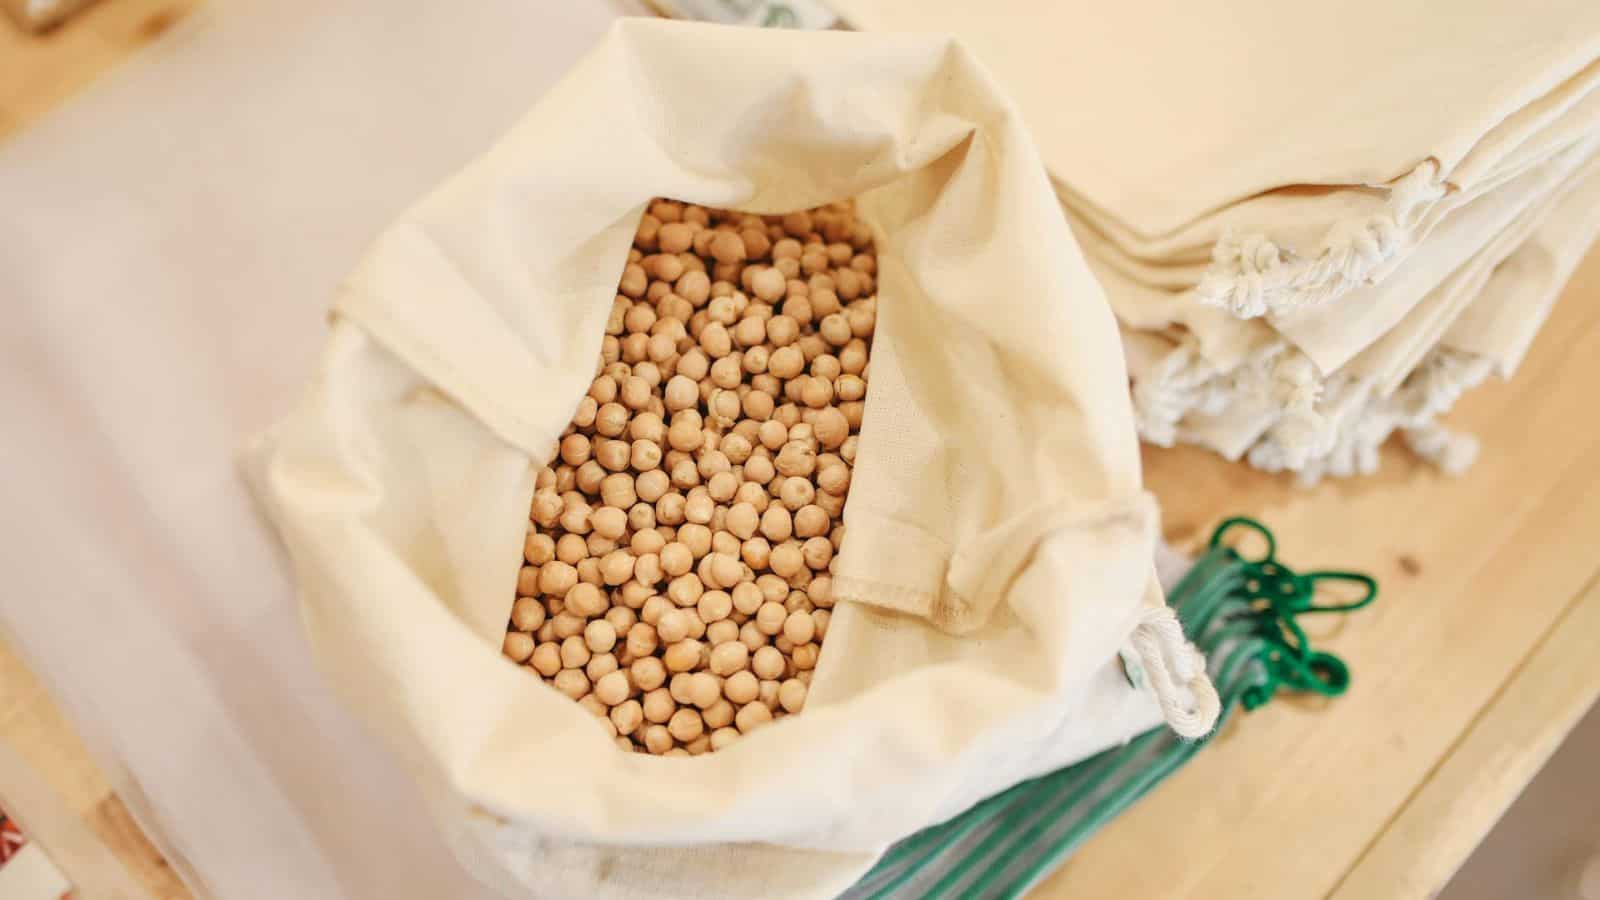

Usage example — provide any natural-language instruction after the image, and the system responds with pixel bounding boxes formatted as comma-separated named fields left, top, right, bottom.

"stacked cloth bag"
left=828, top=0, right=1600, bottom=481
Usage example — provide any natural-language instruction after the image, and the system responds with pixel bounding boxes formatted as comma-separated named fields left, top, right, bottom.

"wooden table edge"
left=1327, top=571, right=1600, bottom=899
left=0, top=739, right=156, bottom=899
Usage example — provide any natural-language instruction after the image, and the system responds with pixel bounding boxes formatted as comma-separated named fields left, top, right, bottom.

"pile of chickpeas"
left=503, top=198, right=876, bottom=756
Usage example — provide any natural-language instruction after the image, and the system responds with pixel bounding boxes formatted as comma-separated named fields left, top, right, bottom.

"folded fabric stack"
left=829, top=0, right=1600, bottom=480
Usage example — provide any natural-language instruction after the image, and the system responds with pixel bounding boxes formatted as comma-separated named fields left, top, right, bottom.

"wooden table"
left=3, top=4, right=1597, bottom=898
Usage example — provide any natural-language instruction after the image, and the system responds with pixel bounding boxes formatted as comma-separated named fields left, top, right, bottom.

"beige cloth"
left=831, top=0, right=1600, bottom=478
left=831, top=0, right=1600, bottom=314
left=1444, top=156, right=1600, bottom=376
left=251, top=19, right=1175, bottom=898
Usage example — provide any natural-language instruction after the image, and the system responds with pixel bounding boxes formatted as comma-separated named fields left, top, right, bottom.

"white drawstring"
left=1131, top=604, right=1221, bottom=739
left=1194, top=159, right=1445, bottom=319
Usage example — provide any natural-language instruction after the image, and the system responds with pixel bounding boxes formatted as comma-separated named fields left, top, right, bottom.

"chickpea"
left=735, top=701, right=773, bottom=734
left=503, top=632, right=535, bottom=663
left=553, top=669, right=590, bottom=700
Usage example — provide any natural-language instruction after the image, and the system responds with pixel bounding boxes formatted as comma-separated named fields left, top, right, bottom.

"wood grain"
left=1329, top=572, right=1600, bottom=899
left=87, top=794, right=194, bottom=900
left=0, top=635, right=177, bottom=899
left=0, top=740, right=151, bottom=899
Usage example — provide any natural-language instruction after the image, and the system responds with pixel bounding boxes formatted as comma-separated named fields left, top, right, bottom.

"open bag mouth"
left=247, top=19, right=1177, bottom=891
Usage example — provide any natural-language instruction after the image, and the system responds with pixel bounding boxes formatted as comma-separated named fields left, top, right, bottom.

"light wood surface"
left=1038, top=251, right=1600, bottom=900
left=2, top=5, right=1597, bottom=899
left=1329, top=574, right=1600, bottom=899
left=0, top=634, right=193, bottom=899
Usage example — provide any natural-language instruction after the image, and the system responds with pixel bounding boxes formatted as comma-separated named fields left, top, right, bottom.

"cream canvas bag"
left=249, top=20, right=1213, bottom=899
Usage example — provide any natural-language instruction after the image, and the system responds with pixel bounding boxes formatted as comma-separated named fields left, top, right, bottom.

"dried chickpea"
left=518, top=565, right=543, bottom=596
left=817, top=462, right=850, bottom=495
left=741, top=536, right=772, bottom=569
left=663, top=639, right=704, bottom=673
left=643, top=688, right=676, bottom=723
left=755, top=679, right=780, bottom=710
left=618, top=580, right=653, bottom=608
left=511, top=597, right=547, bottom=632
left=594, top=670, right=630, bottom=706
left=771, top=541, right=808, bottom=578
left=566, top=582, right=608, bottom=618
left=697, top=587, right=734, bottom=622
left=656, top=491, right=688, bottom=525
left=792, top=505, right=828, bottom=539
left=704, top=471, right=736, bottom=503
left=643, top=725, right=674, bottom=754
left=802, top=537, right=834, bottom=570
left=669, top=672, right=695, bottom=705
left=706, top=619, right=740, bottom=647
left=760, top=505, right=793, bottom=542
left=536, top=561, right=577, bottom=598
left=531, top=642, right=562, bottom=677
left=588, top=651, right=621, bottom=683
left=503, top=632, right=535, bottom=663
left=667, top=572, right=704, bottom=607
left=724, top=670, right=760, bottom=706
left=782, top=610, right=816, bottom=645
left=599, top=550, right=635, bottom=586
left=811, top=608, right=832, bottom=638
left=585, top=619, right=618, bottom=654
left=683, top=609, right=708, bottom=640
left=610, top=699, right=644, bottom=735
left=778, top=477, right=815, bottom=511
left=742, top=389, right=775, bottom=422
left=709, top=640, right=750, bottom=676
left=668, top=414, right=704, bottom=452
left=815, top=488, right=846, bottom=519
left=552, top=611, right=585, bottom=640
left=775, top=441, right=816, bottom=478
left=626, top=622, right=659, bottom=659
left=624, top=658, right=665, bottom=695
left=668, top=708, right=705, bottom=742
left=560, top=635, right=592, bottom=670
left=791, top=642, right=820, bottom=671
left=686, top=672, right=721, bottom=710
left=679, top=523, right=713, bottom=558
left=735, top=701, right=773, bottom=734
left=660, top=543, right=693, bottom=577
left=586, top=533, right=618, bottom=558
left=725, top=503, right=759, bottom=540
left=778, top=678, right=808, bottom=713
left=553, top=669, right=590, bottom=700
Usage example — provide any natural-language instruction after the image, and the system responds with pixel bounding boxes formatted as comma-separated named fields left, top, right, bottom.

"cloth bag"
left=829, top=0, right=1600, bottom=479
left=249, top=19, right=1213, bottom=900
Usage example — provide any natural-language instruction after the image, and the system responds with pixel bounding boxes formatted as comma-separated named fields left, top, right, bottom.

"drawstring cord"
left=1131, top=515, right=1376, bottom=737
left=1196, top=516, right=1376, bottom=710
left=1131, top=603, right=1221, bottom=738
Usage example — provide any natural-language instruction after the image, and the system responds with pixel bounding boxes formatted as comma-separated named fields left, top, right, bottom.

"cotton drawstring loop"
left=1131, top=604, right=1222, bottom=738
left=1195, top=159, right=1445, bottom=318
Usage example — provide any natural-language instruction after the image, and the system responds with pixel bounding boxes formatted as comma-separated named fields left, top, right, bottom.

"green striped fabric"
left=841, top=519, right=1377, bottom=900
